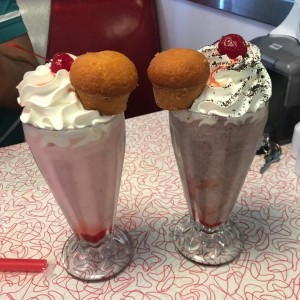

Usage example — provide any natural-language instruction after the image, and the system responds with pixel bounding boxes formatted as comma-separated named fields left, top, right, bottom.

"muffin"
left=70, top=51, right=138, bottom=115
left=147, top=48, right=209, bottom=110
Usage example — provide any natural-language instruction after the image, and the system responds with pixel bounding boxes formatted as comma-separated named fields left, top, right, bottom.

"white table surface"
left=0, top=110, right=299, bottom=300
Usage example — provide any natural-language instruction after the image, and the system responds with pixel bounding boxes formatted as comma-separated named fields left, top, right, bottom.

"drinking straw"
left=8, top=43, right=49, bottom=61
left=0, top=258, right=48, bottom=272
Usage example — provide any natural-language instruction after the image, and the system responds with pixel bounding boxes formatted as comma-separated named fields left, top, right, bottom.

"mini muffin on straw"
left=147, top=48, right=209, bottom=110
left=70, top=51, right=138, bottom=115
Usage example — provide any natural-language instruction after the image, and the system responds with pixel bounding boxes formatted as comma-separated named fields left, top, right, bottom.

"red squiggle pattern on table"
left=0, top=111, right=299, bottom=300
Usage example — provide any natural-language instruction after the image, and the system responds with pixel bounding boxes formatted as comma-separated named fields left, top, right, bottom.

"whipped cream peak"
left=191, top=42, right=271, bottom=117
left=17, top=61, right=113, bottom=130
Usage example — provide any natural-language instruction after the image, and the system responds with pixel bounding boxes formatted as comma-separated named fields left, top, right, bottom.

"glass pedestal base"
left=173, top=215, right=243, bottom=265
left=61, top=227, right=133, bottom=281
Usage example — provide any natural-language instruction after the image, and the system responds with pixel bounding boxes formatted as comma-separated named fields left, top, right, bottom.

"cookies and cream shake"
left=148, top=34, right=271, bottom=264
left=171, top=41, right=271, bottom=228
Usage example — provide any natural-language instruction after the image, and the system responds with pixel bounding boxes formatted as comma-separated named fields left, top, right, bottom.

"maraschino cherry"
left=50, top=53, right=74, bottom=73
left=218, top=34, right=247, bottom=59
left=9, top=44, right=74, bottom=73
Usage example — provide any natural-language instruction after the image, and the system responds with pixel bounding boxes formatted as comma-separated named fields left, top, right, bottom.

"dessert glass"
left=169, top=105, right=268, bottom=265
left=23, top=114, right=132, bottom=281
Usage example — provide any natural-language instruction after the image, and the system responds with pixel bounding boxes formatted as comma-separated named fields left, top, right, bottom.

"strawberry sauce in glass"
left=23, top=114, right=132, bottom=281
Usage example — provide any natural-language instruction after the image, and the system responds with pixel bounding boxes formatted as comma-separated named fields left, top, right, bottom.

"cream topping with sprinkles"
left=191, top=42, right=271, bottom=117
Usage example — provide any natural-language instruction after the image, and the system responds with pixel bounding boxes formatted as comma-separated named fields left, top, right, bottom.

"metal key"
left=260, top=138, right=282, bottom=174
left=260, top=149, right=281, bottom=174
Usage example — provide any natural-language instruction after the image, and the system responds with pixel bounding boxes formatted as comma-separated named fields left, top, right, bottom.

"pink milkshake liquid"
left=170, top=105, right=268, bottom=265
left=23, top=114, right=132, bottom=281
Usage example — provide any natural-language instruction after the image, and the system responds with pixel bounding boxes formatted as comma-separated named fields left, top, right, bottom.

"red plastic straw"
left=0, top=258, right=48, bottom=272
left=8, top=43, right=50, bottom=62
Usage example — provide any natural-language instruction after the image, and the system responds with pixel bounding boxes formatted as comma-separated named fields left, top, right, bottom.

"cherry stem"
left=8, top=43, right=50, bottom=62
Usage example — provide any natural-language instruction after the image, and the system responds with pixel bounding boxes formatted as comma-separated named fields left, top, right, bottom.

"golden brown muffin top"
left=147, top=48, right=209, bottom=89
left=70, top=51, right=138, bottom=96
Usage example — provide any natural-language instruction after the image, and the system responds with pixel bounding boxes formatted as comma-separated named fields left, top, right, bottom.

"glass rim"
left=169, top=103, right=268, bottom=119
left=21, top=113, right=124, bottom=133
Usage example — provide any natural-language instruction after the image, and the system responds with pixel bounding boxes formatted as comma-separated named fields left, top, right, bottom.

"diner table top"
left=0, top=110, right=299, bottom=300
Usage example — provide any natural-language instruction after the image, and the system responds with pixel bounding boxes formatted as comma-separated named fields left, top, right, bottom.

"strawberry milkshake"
left=17, top=52, right=138, bottom=280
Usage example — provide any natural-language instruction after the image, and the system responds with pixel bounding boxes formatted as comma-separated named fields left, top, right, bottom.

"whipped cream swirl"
left=17, top=62, right=112, bottom=130
left=191, top=43, right=271, bottom=117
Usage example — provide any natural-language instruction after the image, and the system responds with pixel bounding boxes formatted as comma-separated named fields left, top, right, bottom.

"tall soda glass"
left=23, top=113, right=132, bottom=281
left=170, top=105, right=268, bottom=265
